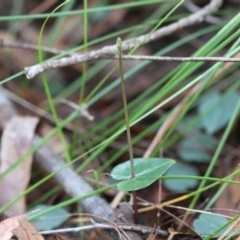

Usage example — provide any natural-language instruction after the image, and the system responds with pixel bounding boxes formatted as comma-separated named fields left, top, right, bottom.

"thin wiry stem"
left=110, top=55, right=240, bottom=62
left=39, top=223, right=168, bottom=236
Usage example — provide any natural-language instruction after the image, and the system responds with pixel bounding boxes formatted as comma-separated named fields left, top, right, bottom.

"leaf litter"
left=0, top=116, right=39, bottom=215
left=0, top=211, right=44, bottom=240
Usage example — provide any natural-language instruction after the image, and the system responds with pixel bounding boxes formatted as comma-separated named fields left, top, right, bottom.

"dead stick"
left=24, top=0, right=223, bottom=79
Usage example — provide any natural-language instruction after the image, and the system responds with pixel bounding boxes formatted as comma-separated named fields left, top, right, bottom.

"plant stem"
left=117, top=38, right=135, bottom=178
left=117, top=38, right=138, bottom=223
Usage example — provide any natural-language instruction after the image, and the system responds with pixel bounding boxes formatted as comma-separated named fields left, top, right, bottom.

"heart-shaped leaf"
left=178, top=132, right=217, bottom=163
left=28, top=204, right=70, bottom=230
left=163, top=162, right=199, bottom=193
left=193, top=213, right=232, bottom=238
left=111, top=158, right=175, bottom=191
left=198, top=91, right=239, bottom=134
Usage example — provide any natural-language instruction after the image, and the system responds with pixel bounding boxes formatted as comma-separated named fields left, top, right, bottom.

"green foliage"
left=0, top=0, right=239, bottom=225
left=163, top=162, right=199, bottom=192
left=193, top=213, right=231, bottom=238
left=178, top=132, right=217, bottom=163
left=29, top=204, right=70, bottom=230
left=198, top=91, right=240, bottom=134
left=111, top=158, right=175, bottom=191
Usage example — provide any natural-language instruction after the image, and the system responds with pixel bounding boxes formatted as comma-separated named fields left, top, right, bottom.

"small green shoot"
left=114, top=38, right=175, bottom=193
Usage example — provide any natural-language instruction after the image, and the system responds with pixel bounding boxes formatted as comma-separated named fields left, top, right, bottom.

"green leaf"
left=198, top=91, right=239, bottom=135
left=163, top=162, right=199, bottom=193
left=193, top=213, right=231, bottom=238
left=178, top=132, right=217, bottom=163
left=177, top=115, right=202, bottom=133
left=111, top=158, right=175, bottom=191
left=28, top=204, right=70, bottom=230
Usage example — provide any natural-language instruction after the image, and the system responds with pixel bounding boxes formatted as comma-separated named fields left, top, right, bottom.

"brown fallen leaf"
left=0, top=116, right=39, bottom=215
left=13, top=220, right=44, bottom=240
left=53, top=234, right=69, bottom=240
left=215, top=167, right=240, bottom=217
left=0, top=211, right=38, bottom=240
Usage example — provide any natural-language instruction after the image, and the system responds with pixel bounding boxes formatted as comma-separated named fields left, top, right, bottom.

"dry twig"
left=2, top=40, right=239, bottom=63
left=23, top=0, right=223, bottom=79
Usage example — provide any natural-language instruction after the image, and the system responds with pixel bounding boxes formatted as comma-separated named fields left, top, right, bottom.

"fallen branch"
left=0, top=38, right=64, bottom=55
left=23, top=0, right=223, bottom=79
left=33, top=135, right=114, bottom=220
left=2, top=41, right=238, bottom=63
left=183, top=0, right=222, bottom=24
